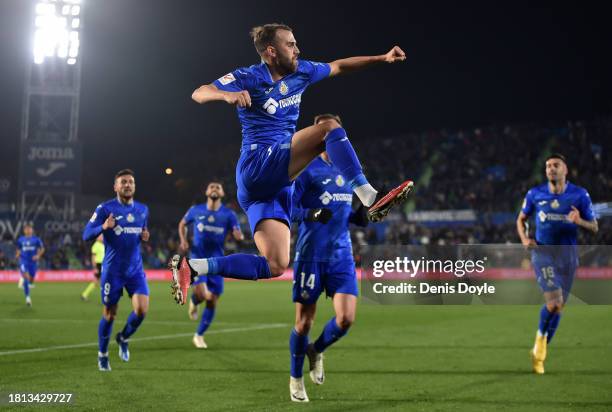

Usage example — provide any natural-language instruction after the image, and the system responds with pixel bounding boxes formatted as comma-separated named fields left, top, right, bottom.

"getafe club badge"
left=208, top=215, right=215, bottom=223
left=551, top=199, right=560, bottom=209
left=335, top=175, right=345, bottom=187
left=127, top=213, right=135, bottom=223
left=279, top=81, right=289, bottom=95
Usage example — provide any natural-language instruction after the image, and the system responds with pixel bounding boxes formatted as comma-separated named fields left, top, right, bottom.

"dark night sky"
left=1, top=1, right=611, bottom=203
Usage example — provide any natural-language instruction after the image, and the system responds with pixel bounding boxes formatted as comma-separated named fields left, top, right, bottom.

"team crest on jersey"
left=127, top=213, right=135, bottom=223
left=551, top=199, right=560, bottom=209
left=279, top=81, right=289, bottom=95
left=208, top=215, right=215, bottom=223
left=335, top=175, right=345, bottom=187
left=218, top=73, right=236, bottom=85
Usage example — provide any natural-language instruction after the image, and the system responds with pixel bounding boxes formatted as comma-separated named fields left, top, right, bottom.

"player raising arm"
left=170, top=23, right=412, bottom=304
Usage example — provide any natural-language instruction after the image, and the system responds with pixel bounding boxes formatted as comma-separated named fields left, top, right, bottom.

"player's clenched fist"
left=223, top=90, right=251, bottom=108
left=102, top=213, right=116, bottom=230
left=384, top=46, right=406, bottom=63
left=141, top=228, right=150, bottom=242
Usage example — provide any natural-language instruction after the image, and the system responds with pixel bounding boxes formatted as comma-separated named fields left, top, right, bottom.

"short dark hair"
left=204, top=180, right=223, bottom=188
left=546, top=153, right=567, bottom=165
left=314, top=113, right=342, bottom=126
left=250, top=23, right=293, bottom=54
left=114, top=169, right=135, bottom=180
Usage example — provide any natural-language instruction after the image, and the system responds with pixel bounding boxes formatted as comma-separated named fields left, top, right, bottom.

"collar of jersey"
left=114, top=197, right=134, bottom=206
left=547, top=181, right=570, bottom=195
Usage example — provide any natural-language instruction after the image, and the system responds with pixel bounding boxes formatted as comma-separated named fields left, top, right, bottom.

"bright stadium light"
left=32, top=0, right=81, bottom=65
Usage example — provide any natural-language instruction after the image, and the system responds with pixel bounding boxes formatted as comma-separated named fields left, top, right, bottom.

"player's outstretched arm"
left=328, top=46, right=406, bottom=77
left=192, top=84, right=251, bottom=107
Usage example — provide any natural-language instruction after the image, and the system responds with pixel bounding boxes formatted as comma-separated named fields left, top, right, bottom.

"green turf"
left=1, top=282, right=611, bottom=411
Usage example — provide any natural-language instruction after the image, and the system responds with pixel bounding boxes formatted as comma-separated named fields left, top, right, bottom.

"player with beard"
left=170, top=23, right=413, bottom=306
left=178, top=182, right=243, bottom=348
left=83, top=169, right=150, bottom=371
left=517, top=154, right=598, bottom=374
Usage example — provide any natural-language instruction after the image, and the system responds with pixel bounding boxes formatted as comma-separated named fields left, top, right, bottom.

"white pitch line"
left=0, top=323, right=288, bottom=357
left=0, top=318, right=235, bottom=326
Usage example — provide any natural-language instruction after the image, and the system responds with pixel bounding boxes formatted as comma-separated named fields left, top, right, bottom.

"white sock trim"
left=354, top=183, right=378, bottom=207
left=188, top=258, right=209, bottom=275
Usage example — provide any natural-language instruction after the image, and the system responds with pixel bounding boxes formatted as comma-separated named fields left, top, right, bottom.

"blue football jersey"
left=212, top=60, right=330, bottom=148
left=16, top=236, right=43, bottom=265
left=521, top=182, right=594, bottom=245
left=83, top=199, right=149, bottom=277
left=293, top=157, right=357, bottom=262
left=182, top=204, right=239, bottom=259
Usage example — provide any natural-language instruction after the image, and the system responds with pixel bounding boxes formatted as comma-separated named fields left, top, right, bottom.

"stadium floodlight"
left=32, top=0, right=81, bottom=65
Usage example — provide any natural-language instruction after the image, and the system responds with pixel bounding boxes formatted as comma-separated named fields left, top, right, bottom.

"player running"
left=288, top=114, right=368, bottom=402
left=178, top=182, right=244, bottom=348
left=15, top=223, right=44, bottom=306
left=83, top=169, right=151, bottom=371
left=170, top=23, right=413, bottom=304
left=516, top=154, right=598, bottom=374
left=81, top=234, right=105, bottom=301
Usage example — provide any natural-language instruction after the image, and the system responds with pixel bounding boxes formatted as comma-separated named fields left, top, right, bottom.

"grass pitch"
left=1, top=281, right=611, bottom=411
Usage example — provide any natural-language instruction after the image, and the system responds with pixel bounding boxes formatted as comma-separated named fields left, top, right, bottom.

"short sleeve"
left=212, top=68, right=253, bottom=92
left=300, top=60, right=331, bottom=85
left=521, top=190, right=535, bottom=216
left=291, top=172, right=310, bottom=223
left=227, top=211, right=240, bottom=232
left=142, top=206, right=149, bottom=228
left=578, top=190, right=595, bottom=221
left=183, top=206, right=195, bottom=224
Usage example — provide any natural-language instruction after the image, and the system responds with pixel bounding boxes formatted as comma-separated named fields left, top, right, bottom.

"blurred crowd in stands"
left=1, top=119, right=610, bottom=270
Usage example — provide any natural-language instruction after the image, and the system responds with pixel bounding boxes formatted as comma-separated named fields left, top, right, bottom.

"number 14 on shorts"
left=300, top=272, right=315, bottom=289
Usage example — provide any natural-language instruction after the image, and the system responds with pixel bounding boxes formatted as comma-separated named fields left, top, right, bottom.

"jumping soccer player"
left=171, top=23, right=413, bottom=304
left=83, top=169, right=151, bottom=371
left=288, top=114, right=368, bottom=402
left=81, top=234, right=105, bottom=301
left=516, top=154, right=598, bottom=374
left=15, top=223, right=44, bottom=306
left=178, top=182, right=243, bottom=348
